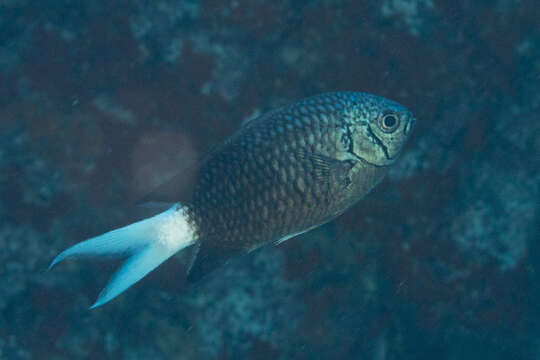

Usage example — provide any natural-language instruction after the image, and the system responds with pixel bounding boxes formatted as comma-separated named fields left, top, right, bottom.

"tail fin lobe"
left=50, top=204, right=197, bottom=308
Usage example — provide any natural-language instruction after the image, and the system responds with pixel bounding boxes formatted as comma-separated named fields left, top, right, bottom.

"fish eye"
left=378, top=112, right=400, bottom=133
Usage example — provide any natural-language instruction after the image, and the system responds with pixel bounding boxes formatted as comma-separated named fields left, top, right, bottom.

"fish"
left=49, top=92, right=415, bottom=308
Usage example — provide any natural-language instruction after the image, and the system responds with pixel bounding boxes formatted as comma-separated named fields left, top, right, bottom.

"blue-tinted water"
left=1, top=0, right=538, bottom=359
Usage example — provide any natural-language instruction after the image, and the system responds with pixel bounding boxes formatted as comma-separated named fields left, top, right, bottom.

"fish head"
left=347, top=94, right=415, bottom=166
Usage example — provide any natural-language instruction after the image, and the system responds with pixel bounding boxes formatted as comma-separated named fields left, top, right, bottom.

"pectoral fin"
left=296, top=150, right=356, bottom=188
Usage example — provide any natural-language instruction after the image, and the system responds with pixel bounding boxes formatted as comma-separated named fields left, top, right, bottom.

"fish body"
left=50, top=92, right=415, bottom=307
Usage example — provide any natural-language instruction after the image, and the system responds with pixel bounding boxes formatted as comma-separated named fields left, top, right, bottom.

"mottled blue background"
left=1, top=0, right=539, bottom=359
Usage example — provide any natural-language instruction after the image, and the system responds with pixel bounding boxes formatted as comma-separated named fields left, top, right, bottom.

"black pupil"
left=384, top=115, right=396, bottom=128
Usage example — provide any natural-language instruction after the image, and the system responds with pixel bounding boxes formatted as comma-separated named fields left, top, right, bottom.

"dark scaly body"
left=50, top=91, right=414, bottom=307
left=186, top=92, right=414, bottom=281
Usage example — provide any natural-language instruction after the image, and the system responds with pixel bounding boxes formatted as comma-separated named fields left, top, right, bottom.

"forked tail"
left=49, top=204, right=198, bottom=308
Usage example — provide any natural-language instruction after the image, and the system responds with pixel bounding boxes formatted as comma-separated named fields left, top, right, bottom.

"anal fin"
left=187, top=242, right=239, bottom=283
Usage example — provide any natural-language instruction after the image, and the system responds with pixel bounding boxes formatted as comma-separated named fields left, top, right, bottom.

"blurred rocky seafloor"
left=1, top=0, right=539, bottom=359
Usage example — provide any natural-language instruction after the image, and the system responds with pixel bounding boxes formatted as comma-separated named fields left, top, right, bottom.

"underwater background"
left=1, top=0, right=539, bottom=359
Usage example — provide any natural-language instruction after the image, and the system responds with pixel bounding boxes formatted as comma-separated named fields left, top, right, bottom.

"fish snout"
left=404, top=114, right=416, bottom=136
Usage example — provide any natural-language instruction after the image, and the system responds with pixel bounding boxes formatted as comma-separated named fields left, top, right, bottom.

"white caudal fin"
left=49, top=204, right=198, bottom=309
